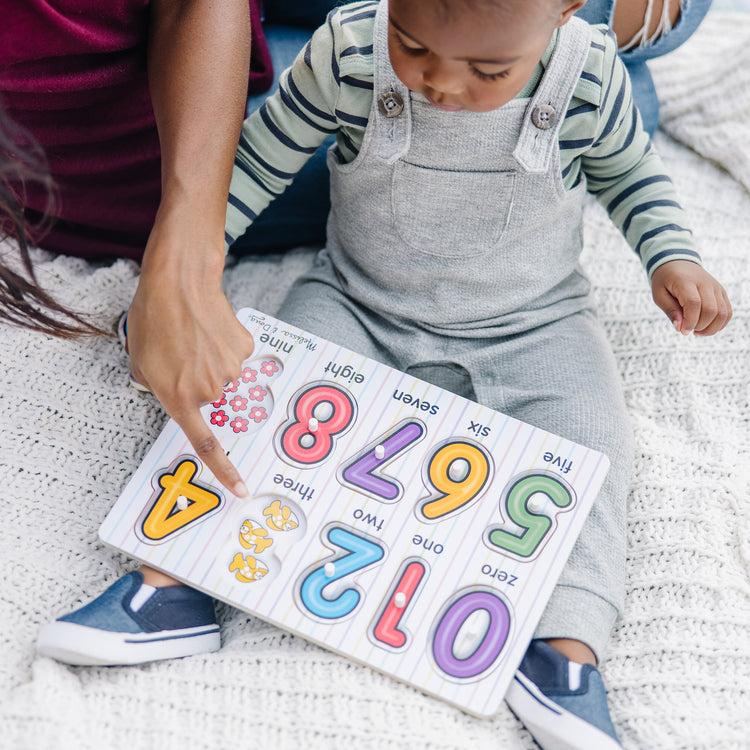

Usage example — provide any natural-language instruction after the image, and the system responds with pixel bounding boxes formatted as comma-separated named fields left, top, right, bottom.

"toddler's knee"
left=585, top=410, right=634, bottom=478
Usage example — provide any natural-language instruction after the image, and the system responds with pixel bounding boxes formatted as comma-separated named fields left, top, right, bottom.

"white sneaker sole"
left=37, top=620, right=221, bottom=666
left=505, top=671, right=622, bottom=750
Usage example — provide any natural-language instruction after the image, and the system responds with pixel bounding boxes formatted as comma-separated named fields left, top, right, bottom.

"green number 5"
left=486, top=473, right=573, bottom=559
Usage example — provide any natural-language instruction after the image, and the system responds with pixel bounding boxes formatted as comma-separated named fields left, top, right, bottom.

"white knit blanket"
left=1, top=13, right=749, bottom=750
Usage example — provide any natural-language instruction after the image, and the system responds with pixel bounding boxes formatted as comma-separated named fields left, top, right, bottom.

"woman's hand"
left=126, top=217, right=254, bottom=498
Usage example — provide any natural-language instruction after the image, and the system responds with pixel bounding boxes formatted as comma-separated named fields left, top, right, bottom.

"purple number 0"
left=432, top=590, right=511, bottom=679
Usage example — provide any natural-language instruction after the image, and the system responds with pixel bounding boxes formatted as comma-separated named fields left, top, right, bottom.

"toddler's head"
left=388, top=0, right=586, bottom=112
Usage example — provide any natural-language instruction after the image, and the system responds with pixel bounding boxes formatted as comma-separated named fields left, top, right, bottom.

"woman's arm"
left=126, top=0, right=254, bottom=498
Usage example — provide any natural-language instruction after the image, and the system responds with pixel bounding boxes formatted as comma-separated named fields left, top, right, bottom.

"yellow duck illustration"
left=263, top=499, right=299, bottom=532
left=229, top=552, right=268, bottom=582
left=239, top=520, right=273, bottom=553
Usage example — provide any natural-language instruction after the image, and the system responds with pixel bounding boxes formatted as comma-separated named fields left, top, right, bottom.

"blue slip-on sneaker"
left=117, top=312, right=151, bottom=393
left=505, top=639, right=622, bottom=750
left=37, top=571, right=221, bottom=666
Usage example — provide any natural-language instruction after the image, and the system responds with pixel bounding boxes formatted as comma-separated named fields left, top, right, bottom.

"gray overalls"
left=279, top=2, right=633, bottom=659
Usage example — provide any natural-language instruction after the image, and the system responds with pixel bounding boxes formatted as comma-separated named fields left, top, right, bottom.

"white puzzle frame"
left=100, top=308, right=610, bottom=717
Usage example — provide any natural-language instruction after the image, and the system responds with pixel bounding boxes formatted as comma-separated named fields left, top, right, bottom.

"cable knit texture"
left=1, top=13, right=749, bottom=750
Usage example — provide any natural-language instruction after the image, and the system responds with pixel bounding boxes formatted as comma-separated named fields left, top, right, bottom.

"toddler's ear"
left=557, top=0, right=588, bottom=27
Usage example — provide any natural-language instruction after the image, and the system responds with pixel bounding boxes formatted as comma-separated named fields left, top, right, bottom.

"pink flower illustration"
left=249, top=406, right=267, bottom=423
left=240, top=367, right=258, bottom=383
left=260, top=360, right=279, bottom=376
left=212, top=395, right=227, bottom=408
left=224, top=380, right=240, bottom=393
left=230, top=417, right=249, bottom=433
left=248, top=385, right=267, bottom=401
left=229, top=395, right=248, bottom=412
left=210, top=410, right=229, bottom=427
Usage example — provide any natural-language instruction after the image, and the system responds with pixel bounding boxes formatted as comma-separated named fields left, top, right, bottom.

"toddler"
left=39, top=1, right=731, bottom=747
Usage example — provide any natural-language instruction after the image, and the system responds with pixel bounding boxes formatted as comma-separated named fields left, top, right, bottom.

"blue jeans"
left=233, top=0, right=713, bottom=252
left=577, top=0, right=713, bottom=135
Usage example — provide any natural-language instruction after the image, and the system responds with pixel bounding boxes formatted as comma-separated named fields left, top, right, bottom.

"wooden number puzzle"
left=100, top=308, right=610, bottom=717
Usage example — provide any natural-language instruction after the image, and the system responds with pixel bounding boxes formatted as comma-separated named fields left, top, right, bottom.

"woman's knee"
left=614, top=0, right=713, bottom=62
left=613, top=0, right=682, bottom=51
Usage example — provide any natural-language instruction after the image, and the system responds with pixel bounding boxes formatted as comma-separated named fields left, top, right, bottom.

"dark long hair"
left=0, top=104, right=106, bottom=338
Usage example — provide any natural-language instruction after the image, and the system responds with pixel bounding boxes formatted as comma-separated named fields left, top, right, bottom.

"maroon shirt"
left=0, top=0, right=272, bottom=260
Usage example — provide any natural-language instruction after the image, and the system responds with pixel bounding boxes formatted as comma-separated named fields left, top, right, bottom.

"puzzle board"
left=100, top=308, right=610, bottom=717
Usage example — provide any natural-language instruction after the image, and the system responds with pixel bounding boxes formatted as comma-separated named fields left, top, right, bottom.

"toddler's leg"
left=472, top=310, right=632, bottom=748
left=476, top=310, right=633, bottom=659
left=276, top=255, right=400, bottom=365
left=37, top=318, right=220, bottom=666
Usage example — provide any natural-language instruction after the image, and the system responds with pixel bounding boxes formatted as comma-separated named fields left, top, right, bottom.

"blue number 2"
left=299, top=526, right=385, bottom=620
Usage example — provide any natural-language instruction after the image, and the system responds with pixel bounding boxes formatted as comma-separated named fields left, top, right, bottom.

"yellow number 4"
left=140, top=458, right=223, bottom=542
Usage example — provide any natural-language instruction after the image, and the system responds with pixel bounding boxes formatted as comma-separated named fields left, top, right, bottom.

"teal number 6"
left=486, top=473, right=573, bottom=559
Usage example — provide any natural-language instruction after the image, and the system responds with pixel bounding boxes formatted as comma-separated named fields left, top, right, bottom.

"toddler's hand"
left=650, top=260, right=732, bottom=336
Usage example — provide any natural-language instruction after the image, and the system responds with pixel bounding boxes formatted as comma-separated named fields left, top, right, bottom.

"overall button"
left=378, top=91, right=404, bottom=118
left=531, top=104, right=556, bottom=130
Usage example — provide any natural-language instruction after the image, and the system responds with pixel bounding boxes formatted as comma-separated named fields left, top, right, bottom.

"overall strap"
left=513, top=17, right=592, bottom=174
left=369, top=0, right=412, bottom=163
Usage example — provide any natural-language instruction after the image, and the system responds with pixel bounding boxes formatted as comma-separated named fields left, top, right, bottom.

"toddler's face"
left=388, top=0, right=578, bottom=113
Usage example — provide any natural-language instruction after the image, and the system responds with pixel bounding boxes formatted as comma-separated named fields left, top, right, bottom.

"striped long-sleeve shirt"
left=226, top=1, right=701, bottom=279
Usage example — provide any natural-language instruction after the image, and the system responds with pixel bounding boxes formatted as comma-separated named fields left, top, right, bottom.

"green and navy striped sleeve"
left=225, top=1, right=377, bottom=246
left=560, top=25, right=701, bottom=278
